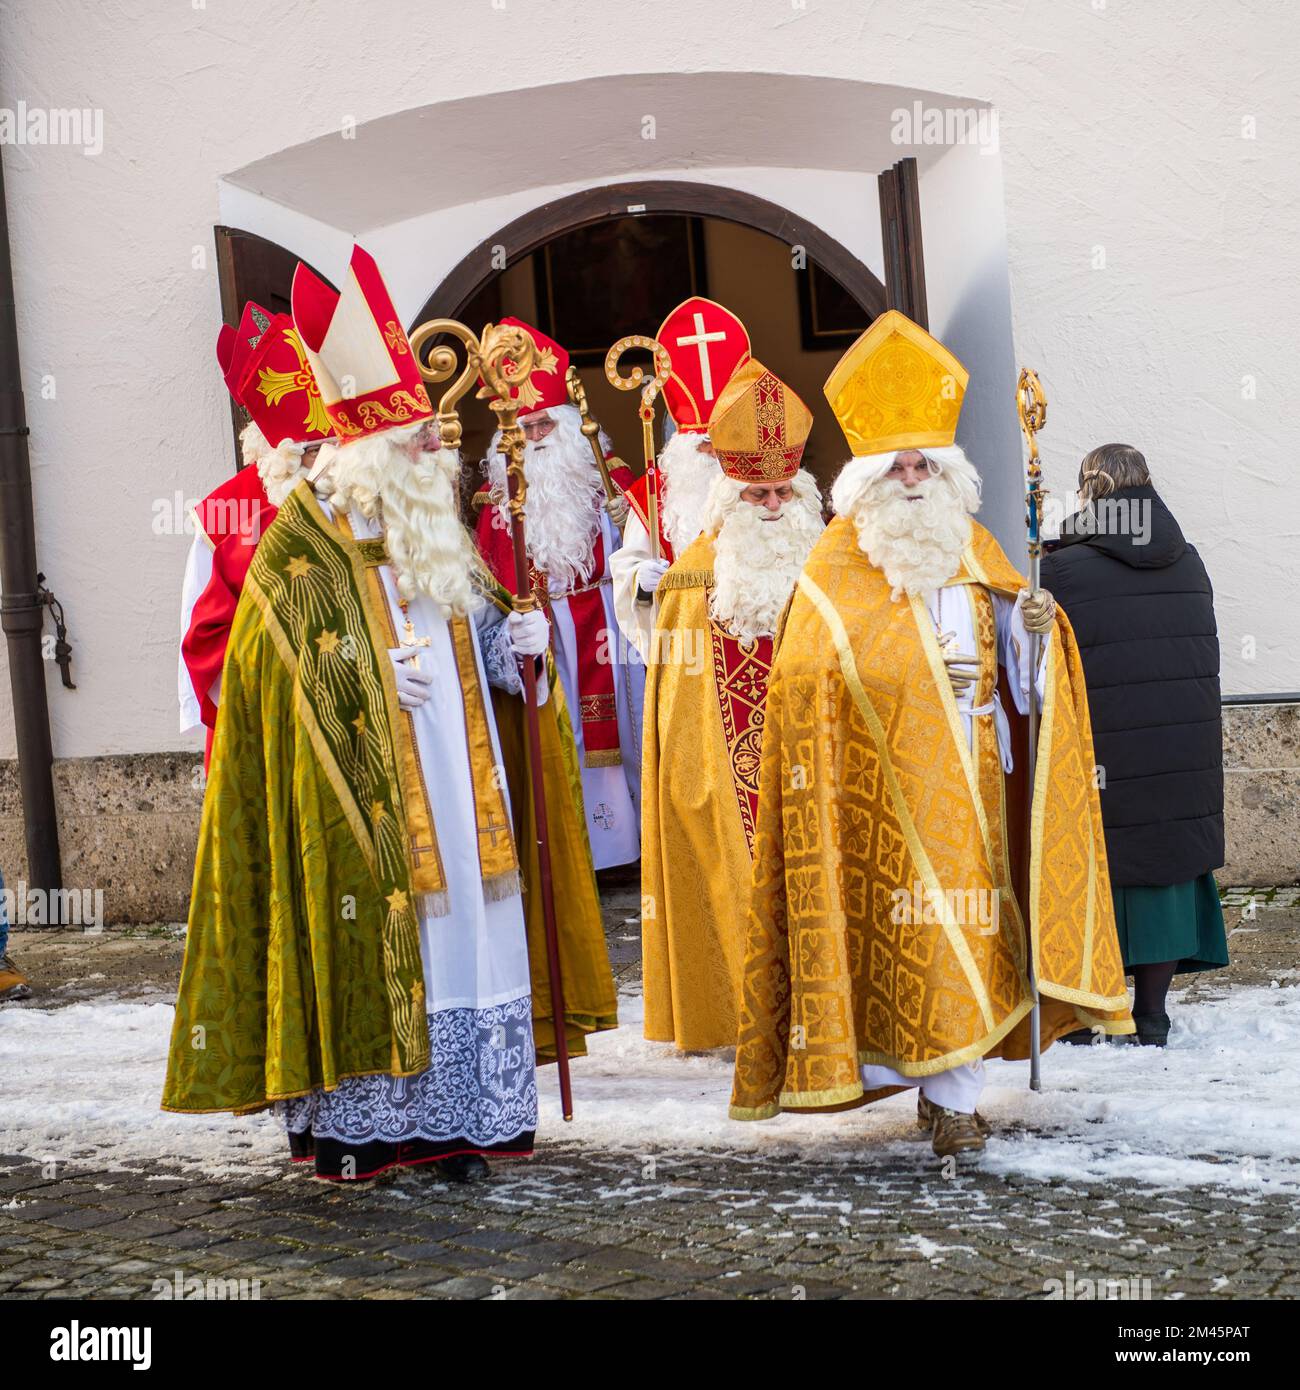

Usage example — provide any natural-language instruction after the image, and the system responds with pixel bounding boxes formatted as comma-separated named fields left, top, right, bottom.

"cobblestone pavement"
left=2, top=886, right=1297, bottom=1301
left=3, top=1142, right=1297, bottom=1301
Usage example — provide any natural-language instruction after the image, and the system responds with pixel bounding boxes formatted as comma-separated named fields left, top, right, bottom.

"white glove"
left=390, top=647, right=433, bottom=711
left=606, top=492, right=630, bottom=527
left=637, top=558, right=670, bottom=597
left=507, top=608, right=550, bottom=657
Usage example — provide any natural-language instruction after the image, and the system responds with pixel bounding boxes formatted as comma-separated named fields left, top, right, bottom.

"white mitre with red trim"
left=290, top=244, right=433, bottom=445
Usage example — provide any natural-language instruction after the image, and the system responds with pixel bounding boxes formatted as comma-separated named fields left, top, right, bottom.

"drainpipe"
left=0, top=143, right=64, bottom=914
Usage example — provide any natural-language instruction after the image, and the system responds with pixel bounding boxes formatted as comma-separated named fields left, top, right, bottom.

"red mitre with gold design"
left=708, top=358, right=812, bottom=483
left=656, top=296, right=751, bottom=434
left=290, top=244, right=432, bottom=444
left=235, top=313, right=332, bottom=448
left=495, top=317, right=568, bottom=416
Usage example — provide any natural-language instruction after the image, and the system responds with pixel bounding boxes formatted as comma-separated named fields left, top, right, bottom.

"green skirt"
left=1113, top=871, right=1230, bottom=975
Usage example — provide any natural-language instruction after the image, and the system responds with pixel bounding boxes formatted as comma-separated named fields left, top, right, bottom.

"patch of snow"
left=2, top=983, right=1298, bottom=1193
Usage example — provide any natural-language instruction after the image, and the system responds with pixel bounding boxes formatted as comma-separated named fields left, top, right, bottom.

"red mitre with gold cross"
left=494, top=316, right=568, bottom=416
left=656, top=296, right=751, bottom=435
left=290, top=244, right=433, bottom=445
left=235, top=313, right=332, bottom=448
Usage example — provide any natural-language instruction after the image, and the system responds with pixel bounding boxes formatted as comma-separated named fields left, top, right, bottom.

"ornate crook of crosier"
left=408, top=317, right=482, bottom=451
left=604, top=335, right=672, bottom=421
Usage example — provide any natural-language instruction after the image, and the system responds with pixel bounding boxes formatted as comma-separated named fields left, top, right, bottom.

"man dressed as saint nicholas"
left=179, top=303, right=333, bottom=767
left=730, top=312, right=1134, bottom=1157
left=473, top=319, right=643, bottom=870
left=642, top=355, right=825, bottom=1050
left=611, top=296, right=753, bottom=661
left=163, top=247, right=616, bottom=1182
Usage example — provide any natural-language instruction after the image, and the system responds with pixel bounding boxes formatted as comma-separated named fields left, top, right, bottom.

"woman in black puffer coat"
left=1041, top=444, right=1228, bottom=1046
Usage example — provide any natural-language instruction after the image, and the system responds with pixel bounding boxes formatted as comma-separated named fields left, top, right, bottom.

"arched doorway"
left=407, top=180, right=911, bottom=494
left=413, top=180, right=889, bottom=325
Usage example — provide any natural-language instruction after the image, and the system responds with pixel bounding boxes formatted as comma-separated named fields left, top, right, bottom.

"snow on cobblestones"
left=3, top=984, right=1298, bottom=1193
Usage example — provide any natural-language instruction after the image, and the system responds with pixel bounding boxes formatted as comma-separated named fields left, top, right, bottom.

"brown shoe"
left=918, top=1092, right=990, bottom=1139
left=929, top=1103, right=987, bottom=1157
left=0, top=954, right=32, bottom=1002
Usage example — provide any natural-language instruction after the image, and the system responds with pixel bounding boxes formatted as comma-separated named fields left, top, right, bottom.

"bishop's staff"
left=565, top=365, right=624, bottom=518
left=1017, top=366, right=1048, bottom=1093
left=604, top=335, right=673, bottom=561
left=409, top=316, right=574, bottom=1121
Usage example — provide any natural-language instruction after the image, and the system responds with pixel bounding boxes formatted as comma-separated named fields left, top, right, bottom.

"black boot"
left=1059, top=1027, right=1099, bottom=1046
left=1133, top=1011, right=1171, bottom=1047
left=435, top=1153, right=490, bottom=1183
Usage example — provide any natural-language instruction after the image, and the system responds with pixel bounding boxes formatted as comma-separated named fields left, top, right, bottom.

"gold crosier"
left=565, top=366, right=623, bottom=516
left=1016, top=365, right=1049, bottom=1092
left=604, top=336, right=673, bottom=561
left=407, top=317, right=575, bottom=1120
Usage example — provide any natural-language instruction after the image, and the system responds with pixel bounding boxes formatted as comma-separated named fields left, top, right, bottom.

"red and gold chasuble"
left=640, top=533, right=776, bottom=1050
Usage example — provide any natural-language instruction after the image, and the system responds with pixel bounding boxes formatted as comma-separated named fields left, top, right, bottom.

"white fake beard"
left=703, top=471, right=825, bottom=645
left=844, top=468, right=976, bottom=599
left=659, top=430, right=721, bottom=554
left=327, top=425, right=479, bottom=617
left=257, top=440, right=313, bottom=506
left=487, top=406, right=602, bottom=593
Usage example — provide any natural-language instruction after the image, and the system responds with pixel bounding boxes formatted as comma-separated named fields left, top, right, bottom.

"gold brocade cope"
left=334, top=509, right=520, bottom=907
left=729, top=517, right=1133, bottom=1121
left=641, top=535, right=772, bottom=1050
left=162, top=483, right=433, bottom=1115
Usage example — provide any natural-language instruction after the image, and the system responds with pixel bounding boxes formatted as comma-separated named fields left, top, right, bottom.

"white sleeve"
left=995, top=590, right=1047, bottom=714
left=178, top=535, right=212, bottom=733
left=609, top=510, right=656, bottom=662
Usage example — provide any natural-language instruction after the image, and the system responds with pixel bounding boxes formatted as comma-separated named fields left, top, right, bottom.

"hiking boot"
left=929, top=1103, right=987, bottom=1157
left=919, top=1093, right=990, bottom=1140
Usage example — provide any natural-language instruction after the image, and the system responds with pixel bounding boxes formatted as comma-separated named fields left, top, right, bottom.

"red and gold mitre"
left=656, top=296, right=751, bottom=434
left=235, top=313, right=332, bottom=448
left=215, top=301, right=272, bottom=399
left=707, top=358, right=812, bottom=483
left=823, top=309, right=968, bottom=456
left=290, top=244, right=432, bottom=445
left=496, top=317, right=567, bottom=415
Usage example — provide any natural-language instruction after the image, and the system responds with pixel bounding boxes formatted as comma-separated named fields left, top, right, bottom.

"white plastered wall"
left=1, top=0, right=1294, bottom=761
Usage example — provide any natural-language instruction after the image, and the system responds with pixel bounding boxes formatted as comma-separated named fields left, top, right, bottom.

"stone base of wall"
left=0, top=704, right=1295, bottom=923
left=1222, top=702, right=1300, bottom=886
left=0, top=752, right=204, bottom=924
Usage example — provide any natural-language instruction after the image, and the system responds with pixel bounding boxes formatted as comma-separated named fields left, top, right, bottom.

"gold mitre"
left=708, top=357, right=812, bottom=482
left=823, top=310, right=969, bottom=456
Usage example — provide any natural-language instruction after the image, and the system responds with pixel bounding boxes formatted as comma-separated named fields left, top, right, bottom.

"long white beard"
left=257, top=440, right=311, bottom=506
left=847, top=476, right=974, bottom=599
left=327, top=428, right=479, bottom=617
left=659, top=430, right=720, bottom=554
left=703, top=472, right=824, bottom=645
left=487, top=409, right=602, bottom=592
